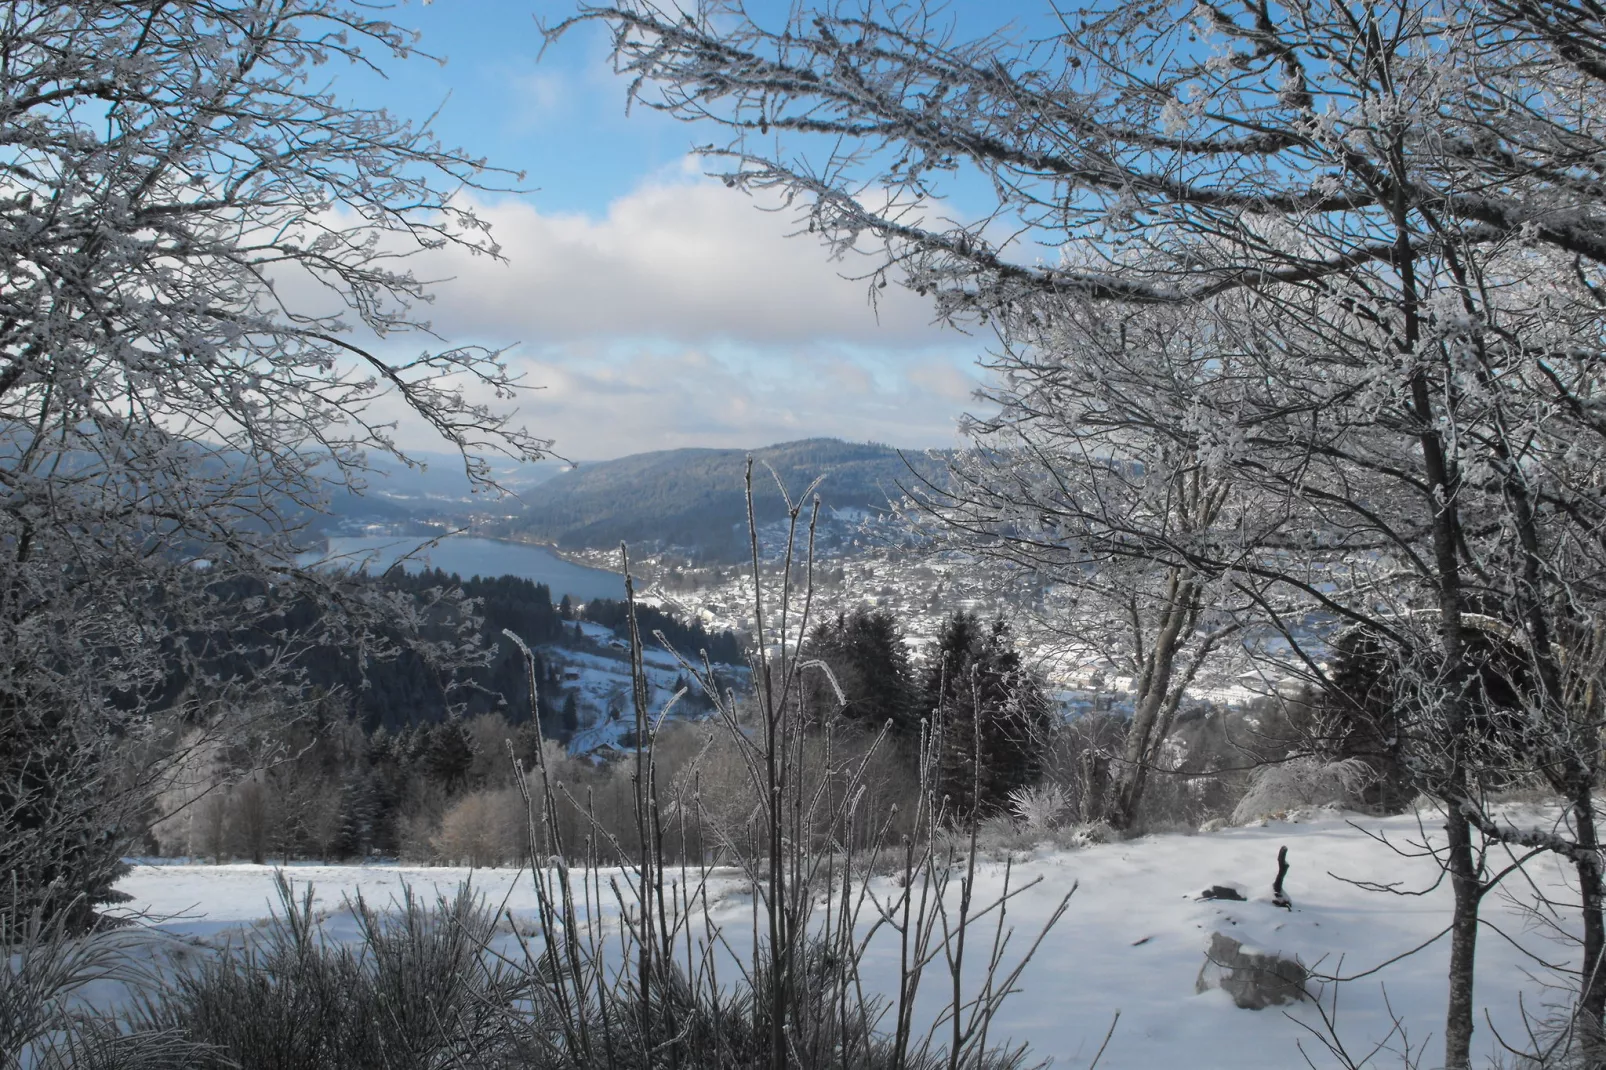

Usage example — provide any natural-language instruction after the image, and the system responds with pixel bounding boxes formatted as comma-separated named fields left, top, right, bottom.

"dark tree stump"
left=1272, top=845, right=1292, bottom=909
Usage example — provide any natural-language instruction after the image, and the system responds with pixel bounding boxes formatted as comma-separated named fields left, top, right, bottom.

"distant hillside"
left=505, top=439, right=946, bottom=561
left=347, top=450, right=567, bottom=508
left=314, top=451, right=572, bottom=531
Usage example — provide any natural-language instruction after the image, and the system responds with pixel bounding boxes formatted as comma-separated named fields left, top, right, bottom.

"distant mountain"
left=503, top=439, right=947, bottom=561
left=354, top=450, right=568, bottom=506
left=316, top=450, right=573, bottom=531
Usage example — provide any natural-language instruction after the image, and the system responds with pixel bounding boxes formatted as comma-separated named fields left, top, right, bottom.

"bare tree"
left=905, top=300, right=1257, bottom=830
left=0, top=0, right=544, bottom=929
left=557, top=2, right=1606, bottom=1064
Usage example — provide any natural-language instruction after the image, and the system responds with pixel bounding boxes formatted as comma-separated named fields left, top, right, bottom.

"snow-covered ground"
left=546, top=630, right=738, bottom=755
left=109, top=805, right=1580, bottom=1068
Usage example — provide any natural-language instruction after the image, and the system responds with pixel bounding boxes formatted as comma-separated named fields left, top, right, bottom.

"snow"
left=547, top=645, right=717, bottom=755
left=108, top=805, right=1581, bottom=1068
left=116, top=863, right=546, bottom=935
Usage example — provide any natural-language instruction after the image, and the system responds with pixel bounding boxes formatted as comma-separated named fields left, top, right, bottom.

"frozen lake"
left=311, top=535, right=626, bottom=602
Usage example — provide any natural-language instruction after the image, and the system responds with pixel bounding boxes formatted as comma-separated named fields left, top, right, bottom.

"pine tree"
left=424, top=719, right=476, bottom=794
left=561, top=692, right=580, bottom=734
left=0, top=689, right=133, bottom=930
left=331, top=772, right=376, bottom=861
left=800, top=607, right=918, bottom=731
left=921, top=612, right=1048, bottom=819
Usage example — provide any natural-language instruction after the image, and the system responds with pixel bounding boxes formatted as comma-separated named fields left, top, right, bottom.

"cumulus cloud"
left=506, top=341, right=985, bottom=457
left=424, top=170, right=946, bottom=347
left=335, top=164, right=999, bottom=458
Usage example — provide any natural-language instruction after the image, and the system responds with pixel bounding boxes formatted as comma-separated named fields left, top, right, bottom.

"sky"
left=330, top=0, right=1033, bottom=462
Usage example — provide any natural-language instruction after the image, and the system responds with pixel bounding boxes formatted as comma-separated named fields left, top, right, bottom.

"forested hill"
left=504, top=438, right=947, bottom=561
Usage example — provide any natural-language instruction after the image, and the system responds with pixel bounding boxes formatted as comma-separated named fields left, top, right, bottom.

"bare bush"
left=1231, top=758, right=1375, bottom=827
left=431, top=787, right=529, bottom=868
left=1006, top=783, right=1068, bottom=836
left=1, top=904, right=200, bottom=1068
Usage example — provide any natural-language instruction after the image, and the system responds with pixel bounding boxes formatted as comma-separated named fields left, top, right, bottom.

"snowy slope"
left=550, top=644, right=716, bottom=755
left=111, top=805, right=1579, bottom=1069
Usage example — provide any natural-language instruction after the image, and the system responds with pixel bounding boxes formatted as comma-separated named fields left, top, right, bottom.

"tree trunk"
left=1573, top=787, right=1606, bottom=1059
left=1484, top=411, right=1606, bottom=1058
left=1444, top=810, right=1480, bottom=1070
left=1108, top=571, right=1192, bottom=829
left=1392, top=186, right=1481, bottom=1066
left=1079, top=750, right=1109, bottom=824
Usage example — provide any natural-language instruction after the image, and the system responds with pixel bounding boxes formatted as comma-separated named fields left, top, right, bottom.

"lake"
left=310, top=536, right=626, bottom=602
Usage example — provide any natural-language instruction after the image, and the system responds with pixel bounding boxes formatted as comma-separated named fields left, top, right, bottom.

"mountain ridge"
left=500, top=438, right=948, bottom=561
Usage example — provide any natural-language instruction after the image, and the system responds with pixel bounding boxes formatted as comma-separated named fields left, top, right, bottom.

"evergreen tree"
left=512, top=720, right=543, bottom=771
left=368, top=725, right=395, bottom=763
left=331, top=773, right=376, bottom=861
left=920, top=611, right=1049, bottom=819
left=581, top=598, right=744, bottom=664
left=561, top=692, right=580, bottom=734
left=0, top=687, right=133, bottom=930
left=423, top=719, right=476, bottom=794
left=800, top=607, right=918, bottom=731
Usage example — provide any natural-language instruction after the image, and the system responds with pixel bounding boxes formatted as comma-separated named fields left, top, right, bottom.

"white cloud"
left=300, top=166, right=996, bottom=459
left=503, top=341, right=985, bottom=458
left=424, top=170, right=947, bottom=347
left=360, top=334, right=987, bottom=461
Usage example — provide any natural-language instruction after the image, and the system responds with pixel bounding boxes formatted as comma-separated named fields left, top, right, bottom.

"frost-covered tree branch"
left=0, top=0, right=546, bottom=930
left=562, top=2, right=1606, bottom=1064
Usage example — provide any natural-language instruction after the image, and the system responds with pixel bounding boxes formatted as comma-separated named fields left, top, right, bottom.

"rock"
left=1195, top=931, right=1309, bottom=1010
left=1199, top=884, right=1246, bottom=901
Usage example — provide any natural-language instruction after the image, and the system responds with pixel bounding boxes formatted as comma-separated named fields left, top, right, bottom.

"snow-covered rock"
left=1195, top=931, right=1309, bottom=1010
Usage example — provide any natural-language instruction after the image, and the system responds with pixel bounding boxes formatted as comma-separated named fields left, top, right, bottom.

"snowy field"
left=111, top=806, right=1579, bottom=1069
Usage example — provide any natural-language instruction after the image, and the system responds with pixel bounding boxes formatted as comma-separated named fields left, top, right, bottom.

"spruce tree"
left=424, top=719, right=476, bottom=794
left=799, top=607, right=918, bottom=730
left=0, top=688, right=132, bottom=930
left=921, top=611, right=1049, bottom=819
left=332, top=774, right=376, bottom=861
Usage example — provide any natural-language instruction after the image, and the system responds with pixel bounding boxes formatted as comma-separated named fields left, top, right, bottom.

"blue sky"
left=335, top=0, right=1036, bottom=461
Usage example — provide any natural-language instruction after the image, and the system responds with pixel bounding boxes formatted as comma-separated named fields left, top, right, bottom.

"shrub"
left=431, top=787, right=527, bottom=867
left=1006, top=782, right=1068, bottom=835
left=1231, top=757, right=1375, bottom=826
left=1, top=902, right=206, bottom=1068
left=134, top=874, right=535, bottom=1069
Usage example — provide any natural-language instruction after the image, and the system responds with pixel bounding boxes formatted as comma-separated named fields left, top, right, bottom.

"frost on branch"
left=0, top=0, right=544, bottom=928
left=1231, top=757, right=1374, bottom=826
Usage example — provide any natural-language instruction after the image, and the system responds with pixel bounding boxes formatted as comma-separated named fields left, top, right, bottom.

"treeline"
left=359, top=570, right=572, bottom=730
left=163, top=569, right=744, bottom=736
left=148, top=705, right=554, bottom=864
left=142, top=600, right=1057, bottom=865
left=138, top=569, right=748, bottom=864
left=140, top=593, right=1285, bottom=869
